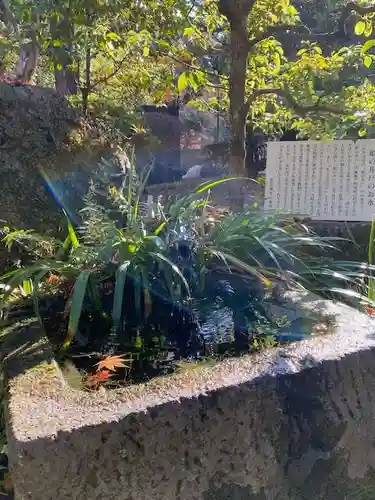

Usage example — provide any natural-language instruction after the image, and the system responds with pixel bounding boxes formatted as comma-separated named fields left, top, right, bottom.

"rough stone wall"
left=0, top=83, right=128, bottom=270
left=5, top=297, right=375, bottom=500
left=0, top=83, right=124, bottom=232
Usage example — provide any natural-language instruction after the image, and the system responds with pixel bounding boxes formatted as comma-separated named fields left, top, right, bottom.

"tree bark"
left=15, top=39, right=39, bottom=83
left=54, top=61, right=78, bottom=95
left=82, top=44, right=91, bottom=114
left=54, top=44, right=78, bottom=96
left=50, top=13, right=78, bottom=95
left=219, top=0, right=255, bottom=176
left=228, top=20, right=249, bottom=176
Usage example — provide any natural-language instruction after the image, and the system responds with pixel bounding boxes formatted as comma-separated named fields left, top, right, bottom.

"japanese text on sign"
left=265, top=140, right=375, bottom=221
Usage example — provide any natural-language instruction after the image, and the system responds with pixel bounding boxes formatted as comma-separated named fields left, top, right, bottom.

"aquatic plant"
left=1, top=156, right=374, bottom=385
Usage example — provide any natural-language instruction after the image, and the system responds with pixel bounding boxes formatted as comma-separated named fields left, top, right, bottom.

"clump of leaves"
left=84, top=370, right=112, bottom=390
left=164, top=178, right=375, bottom=311
left=251, top=335, right=278, bottom=351
left=1, top=159, right=375, bottom=370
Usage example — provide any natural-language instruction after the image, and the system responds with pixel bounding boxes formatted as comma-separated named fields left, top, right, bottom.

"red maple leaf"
left=95, top=354, right=131, bottom=372
left=85, top=370, right=111, bottom=389
left=365, top=305, right=375, bottom=316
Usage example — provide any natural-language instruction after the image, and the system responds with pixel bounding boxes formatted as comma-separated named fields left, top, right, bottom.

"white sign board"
left=265, top=140, right=375, bottom=221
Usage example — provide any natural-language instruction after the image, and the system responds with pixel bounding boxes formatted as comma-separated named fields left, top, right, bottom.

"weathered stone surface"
left=0, top=82, right=128, bottom=270
left=3, top=294, right=375, bottom=500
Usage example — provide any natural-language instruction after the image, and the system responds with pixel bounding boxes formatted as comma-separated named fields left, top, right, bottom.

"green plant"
left=0, top=155, right=191, bottom=348
left=165, top=181, right=358, bottom=302
left=250, top=335, right=278, bottom=351
left=1, top=159, right=375, bottom=362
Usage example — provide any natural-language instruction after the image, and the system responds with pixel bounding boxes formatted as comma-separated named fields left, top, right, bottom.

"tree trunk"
left=15, top=40, right=39, bottom=83
left=219, top=0, right=255, bottom=177
left=50, top=13, right=78, bottom=95
left=228, top=20, right=249, bottom=176
left=54, top=52, right=78, bottom=95
left=82, top=44, right=91, bottom=114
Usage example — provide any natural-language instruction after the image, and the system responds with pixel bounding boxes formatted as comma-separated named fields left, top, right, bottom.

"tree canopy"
left=1, top=0, right=375, bottom=174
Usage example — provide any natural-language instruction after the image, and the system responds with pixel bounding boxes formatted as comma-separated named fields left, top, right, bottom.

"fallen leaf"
left=47, top=274, right=60, bottom=284
left=85, top=370, right=111, bottom=388
left=95, top=354, right=131, bottom=372
left=365, top=305, right=375, bottom=316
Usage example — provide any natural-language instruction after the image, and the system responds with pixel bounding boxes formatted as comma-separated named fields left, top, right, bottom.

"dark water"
left=196, top=300, right=320, bottom=346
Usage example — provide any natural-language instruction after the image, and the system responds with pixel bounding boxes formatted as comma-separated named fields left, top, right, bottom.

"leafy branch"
left=248, top=1, right=375, bottom=49
left=244, top=88, right=347, bottom=117
left=90, top=53, right=129, bottom=91
left=338, top=2, right=375, bottom=35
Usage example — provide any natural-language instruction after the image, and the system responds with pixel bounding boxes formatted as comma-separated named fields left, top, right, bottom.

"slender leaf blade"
left=64, top=271, right=92, bottom=348
left=149, top=252, right=191, bottom=297
left=112, top=262, right=130, bottom=336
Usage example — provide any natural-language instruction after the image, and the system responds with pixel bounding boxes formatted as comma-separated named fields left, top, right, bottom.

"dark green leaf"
left=149, top=252, right=191, bottom=296
left=64, top=271, right=92, bottom=349
left=112, top=262, right=130, bottom=335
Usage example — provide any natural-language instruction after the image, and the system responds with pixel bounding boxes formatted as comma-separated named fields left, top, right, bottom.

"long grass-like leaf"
left=132, top=163, right=153, bottom=226
left=323, top=287, right=375, bottom=306
left=206, top=249, right=274, bottom=284
left=63, top=271, right=92, bottom=348
left=0, top=264, right=51, bottom=308
left=65, top=212, right=79, bottom=249
left=87, top=275, right=101, bottom=312
left=0, top=268, right=20, bottom=281
left=154, top=220, right=167, bottom=236
left=133, top=266, right=142, bottom=322
left=149, top=252, right=191, bottom=297
left=195, top=177, right=259, bottom=194
left=112, top=262, right=130, bottom=336
left=21, top=279, right=33, bottom=296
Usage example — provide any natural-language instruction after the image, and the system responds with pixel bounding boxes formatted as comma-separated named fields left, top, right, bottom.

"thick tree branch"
left=249, top=25, right=339, bottom=49
left=244, top=88, right=347, bottom=117
left=338, top=2, right=375, bottom=34
left=218, top=0, right=256, bottom=24
left=0, top=0, right=18, bottom=33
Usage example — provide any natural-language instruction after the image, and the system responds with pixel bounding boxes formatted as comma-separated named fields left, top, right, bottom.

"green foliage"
left=64, top=271, right=93, bottom=348
left=170, top=0, right=375, bottom=140
left=166, top=187, right=373, bottom=308
left=1, top=0, right=374, bottom=143
left=1, top=159, right=375, bottom=367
